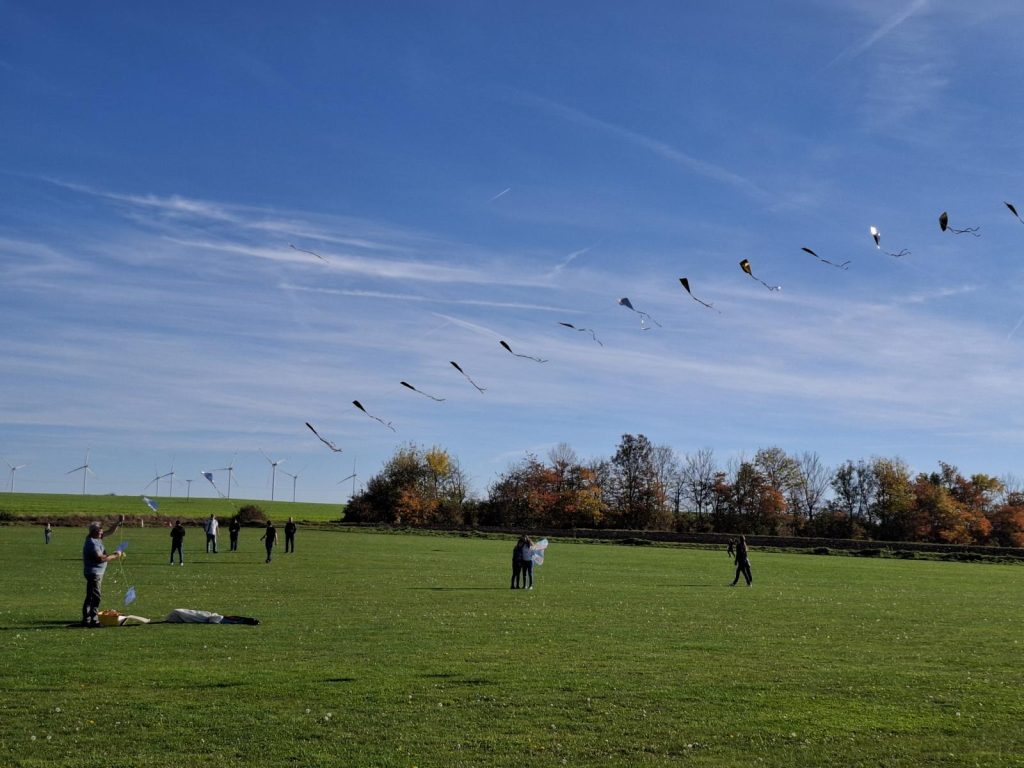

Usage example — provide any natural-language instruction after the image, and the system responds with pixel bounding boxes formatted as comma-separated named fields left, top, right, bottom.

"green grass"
left=0, top=492, right=344, bottom=523
left=1, top=526, right=1022, bottom=767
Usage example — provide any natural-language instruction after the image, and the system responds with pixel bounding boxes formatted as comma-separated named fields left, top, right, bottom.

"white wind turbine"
left=66, top=450, right=94, bottom=495
left=214, top=455, right=239, bottom=499
left=143, top=469, right=163, bottom=496
left=337, top=456, right=358, bottom=499
left=4, top=459, right=27, bottom=493
left=161, top=457, right=176, bottom=497
left=280, top=466, right=305, bottom=503
left=261, top=450, right=285, bottom=501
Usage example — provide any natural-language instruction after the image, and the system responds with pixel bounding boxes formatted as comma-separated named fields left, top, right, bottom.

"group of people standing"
left=510, top=535, right=535, bottom=589
left=170, top=515, right=299, bottom=565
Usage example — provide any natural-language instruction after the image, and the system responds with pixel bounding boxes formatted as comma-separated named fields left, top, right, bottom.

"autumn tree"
left=605, top=434, right=669, bottom=529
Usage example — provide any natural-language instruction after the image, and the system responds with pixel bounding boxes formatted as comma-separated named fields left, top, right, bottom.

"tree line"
left=343, top=435, right=1024, bottom=547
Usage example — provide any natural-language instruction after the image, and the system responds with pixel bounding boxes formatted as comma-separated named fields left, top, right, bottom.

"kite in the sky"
left=201, top=471, right=226, bottom=498
left=353, top=400, right=396, bottom=432
left=450, top=361, right=486, bottom=393
left=558, top=322, right=603, bottom=346
left=678, top=278, right=718, bottom=310
left=290, top=244, right=327, bottom=261
left=739, top=259, right=781, bottom=291
left=306, top=422, right=342, bottom=452
left=500, top=340, right=548, bottom=363
left=618, top=297, right=662, bottom=329
left=401, top=381, right=445, bottom=402
left=868, top=227, right=910, bottom=258
left=1005, top=202, right=1024, bottom=224
left=142, top=496, right=158, bottom=513
left=801, top=247, right=850, bottom=270
left=939, top=211, right=980, bottom=236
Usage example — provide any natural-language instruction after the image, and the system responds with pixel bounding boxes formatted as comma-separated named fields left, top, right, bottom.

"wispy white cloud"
left=514, top=92, right=771, bottom=203
left=830, top=0, right=930, bottom=66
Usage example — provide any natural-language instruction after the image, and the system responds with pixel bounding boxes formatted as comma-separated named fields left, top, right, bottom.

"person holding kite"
left=510, top=536, right=525, bottom=589
left=229, top=516, right=241, bottom=551
left=519, top=536, right=535, bottom=590
left=81, top=517, right=125, bottom=627
left=204, top=514, right=219, bottom=554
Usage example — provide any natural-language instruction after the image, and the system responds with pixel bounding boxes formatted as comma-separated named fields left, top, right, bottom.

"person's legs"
left=731, top=564, right=742, bottom=586
left=744, top=562, right=753, bottom=585
left=82, top=577, right=102, bottom=625
left=265, top=544, right=273, bottom=563
left=511, top=560, right=520, bottom=588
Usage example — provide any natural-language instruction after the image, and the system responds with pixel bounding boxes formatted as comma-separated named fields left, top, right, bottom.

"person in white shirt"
left=204, top=514, right=219, bottom=554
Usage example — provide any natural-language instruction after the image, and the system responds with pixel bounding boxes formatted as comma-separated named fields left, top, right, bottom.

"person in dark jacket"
left=169, top=520, right=186, bottom=565
left=731, top=535, right=752, bottom=587
left=284, top=517, right=297, bottom=553
left=229, top=517, right=241, bottom=551
left=510, top=536, right=525, bottom=589
left=260, top=520, right=278, bottom=563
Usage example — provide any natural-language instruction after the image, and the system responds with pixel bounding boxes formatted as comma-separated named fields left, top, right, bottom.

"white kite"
left=142, top=496, right=158, bottom=512
left=530, top=538, right=549, bottom=566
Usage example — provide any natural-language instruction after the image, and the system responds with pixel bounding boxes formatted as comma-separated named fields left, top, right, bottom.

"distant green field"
left=1, top=527, right=1022, bottom=767
left=0, top=492, right=344, bottom=524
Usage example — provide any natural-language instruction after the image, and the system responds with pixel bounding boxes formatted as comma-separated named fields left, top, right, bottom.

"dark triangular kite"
left=558, top=322, right=603, bottom=346
left=868, top=227, right=909, bottom=258
left=450, top=361, right=485, bottom=392
left=306, top=422, right=342, bottom=452
left=939, top=211, right=980, bottom=236
left=801, top=247, right=850, bottom=270
left=400, top=381, right=445, bottom=402
left=290, top=244, right=327, bottom=261
left=1005, top=202, right=1024, bottom=224
left=618, top=297, right=661, bottom=329
left=678, top=278, right=718, bottom=310
left=739, top=259, right=781, bottom=291
left=500, top=340, right=547, bottom=363
left=352, top=400, right=396, bottom=432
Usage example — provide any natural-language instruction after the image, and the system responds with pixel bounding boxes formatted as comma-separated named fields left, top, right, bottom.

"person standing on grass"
left=510, top=535, right=525, bottom=589
left=82, top=517, right=125, bottom=627
left=284, top=517, right=297, bottom=553
left=260, top=520, right=277, bottom=563
left=169, top=520, right=186, bottom=565
left=204, top=514, right=219, bottom=554
left=44, top=522, right=52, bottom=545
left=731, top=535, right=753, bottom=587
left=229, top=517, right=241, bottom=551
left=519, top=536, right=535, bottom=590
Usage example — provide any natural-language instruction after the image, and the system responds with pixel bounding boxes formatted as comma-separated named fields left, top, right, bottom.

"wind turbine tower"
left=281, top=467, right=304, bottom=503
left=215, top=455, right=239, bottom=499
left=66, top=450, right=93, bottom=495
left=4, top=460, right=27, bottom=493
left=261, top=450, right=285, bottom=501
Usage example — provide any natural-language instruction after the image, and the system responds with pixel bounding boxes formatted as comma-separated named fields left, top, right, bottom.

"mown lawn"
left=1, top=525, right=1021, bottom=767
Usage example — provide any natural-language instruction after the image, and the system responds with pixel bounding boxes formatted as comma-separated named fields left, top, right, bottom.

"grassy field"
left=0, top=492, right=344, bottom=524
left=1, top=526, right=1022, bottom=767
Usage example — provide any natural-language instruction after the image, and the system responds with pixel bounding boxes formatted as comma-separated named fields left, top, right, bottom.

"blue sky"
left=4, top=1, right=1024, bottom=504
